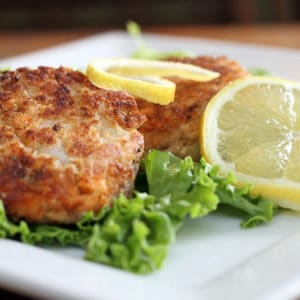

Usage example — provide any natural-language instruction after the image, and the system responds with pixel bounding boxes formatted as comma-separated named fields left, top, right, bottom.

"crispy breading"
left=136, top=56, right=248, bottom=161
left=0, top=67, right=145, bottom=223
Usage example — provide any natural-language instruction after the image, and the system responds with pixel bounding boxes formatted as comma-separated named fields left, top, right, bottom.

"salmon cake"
left=136, top=56, right=248, bottom=161
left=0, top=67, right=145, bottom=223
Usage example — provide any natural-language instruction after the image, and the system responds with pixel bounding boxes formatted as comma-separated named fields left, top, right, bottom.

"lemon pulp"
left=200, top=76, right=300, bottom=210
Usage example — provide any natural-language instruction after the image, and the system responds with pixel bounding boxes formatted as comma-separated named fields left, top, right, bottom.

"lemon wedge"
left=86, top=58, right=219, bottom=105
left=200, top=76, right=300, bottom=211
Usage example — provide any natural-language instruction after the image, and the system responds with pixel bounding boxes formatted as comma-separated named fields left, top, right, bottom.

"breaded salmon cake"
left=136, top=56, right=248, bottom=161
left=0, top=67, right=145, bottom=223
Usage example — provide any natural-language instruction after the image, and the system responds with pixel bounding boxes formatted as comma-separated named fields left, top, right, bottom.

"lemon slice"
left=200, top=76, right=300, bottom=211
left=86, top=58, right=219, bottom=105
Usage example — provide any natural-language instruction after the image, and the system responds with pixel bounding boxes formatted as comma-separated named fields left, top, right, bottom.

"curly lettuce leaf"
left=248, top=68, right=272, bottom=76
left=0, top=151, right=277, bottom=274
left=0, top=67, right=10, bottom=73
left=127, top=21, right=190, bottom=60
left=0, top=201, right=93, bottom=247
left=86, top=151, right=220, bottom=273
left=85, top=193, right=173, bottom=273
left=144, top=150, right=219, bottom=228
left=201, top=160, right=277, bottom=228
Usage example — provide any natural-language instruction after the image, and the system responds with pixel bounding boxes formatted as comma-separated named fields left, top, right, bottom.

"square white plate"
left=1, top=31, right=300, bottom=300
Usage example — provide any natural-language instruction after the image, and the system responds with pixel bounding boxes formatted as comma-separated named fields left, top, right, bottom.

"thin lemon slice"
left=200, top=76, right=300, bottom=211
left=86, top=58, right=219, bottom=105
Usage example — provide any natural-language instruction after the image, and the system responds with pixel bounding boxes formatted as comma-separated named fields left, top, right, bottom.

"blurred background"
left=0, top=0, right=299, bottom=29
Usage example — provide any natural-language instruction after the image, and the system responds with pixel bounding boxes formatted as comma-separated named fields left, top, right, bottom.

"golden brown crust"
left=136, top=56, right=248, bottom=160
left=0, top=67, right=144, bottom=223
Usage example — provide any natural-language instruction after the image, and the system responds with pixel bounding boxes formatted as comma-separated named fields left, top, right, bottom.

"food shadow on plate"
left=175, top=205, right=244, bottom=239
left=40, top=245, right=85, bottom=259
left=175, top=205, right=297, bottom=241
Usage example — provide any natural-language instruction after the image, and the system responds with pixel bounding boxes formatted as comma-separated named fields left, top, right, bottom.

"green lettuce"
left=205, top=162, right=277, bottom=228
left=248, top=68, right=272, bottom=76
left=0, top=201, right=92, bottom=247
left=85, top=193, right=174, bottom=273
left=85, top=150, right=220, bottom=273
left=144, top=151, right=219, bottom=228
left=127, top=21, right=190, bottom=60
left=0, top=67, right=10, bottom=73
left=0, top=150, right=277, bottom=274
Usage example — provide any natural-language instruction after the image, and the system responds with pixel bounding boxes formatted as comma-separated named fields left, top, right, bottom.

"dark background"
left=0, top=0, right=299, bottom=30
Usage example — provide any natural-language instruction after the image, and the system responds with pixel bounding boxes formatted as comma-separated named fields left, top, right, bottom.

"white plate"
left=1, top=31, right=300, bottom=300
